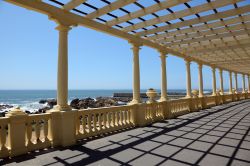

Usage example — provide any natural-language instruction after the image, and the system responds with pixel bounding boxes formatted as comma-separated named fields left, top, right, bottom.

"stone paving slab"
left=1, top=100, right=250, bottom=166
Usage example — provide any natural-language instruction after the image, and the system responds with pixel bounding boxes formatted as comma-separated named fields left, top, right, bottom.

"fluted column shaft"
left=159, top=51, right=168, bottom=101
left=198, top=63, right=204, bottom=97
left=212, top=67, right=216, bottom=96
left=219, top=69, right=224, bottom=94
left=56, top=24, right=71, bottom=111
left=185, top=59, right=192, bottom=98
left=229, top=71, right=233, bottom=94
left=130, top=42, right=141, bottom=104
left=242, top=74, right=246, bottom=93
left=234, top=73, right=238, bottom=93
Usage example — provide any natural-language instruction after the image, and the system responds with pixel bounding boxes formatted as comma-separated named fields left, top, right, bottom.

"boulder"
left=70, top=98, right=80, bottom=109
left=38, top=106, right=51, bottom=113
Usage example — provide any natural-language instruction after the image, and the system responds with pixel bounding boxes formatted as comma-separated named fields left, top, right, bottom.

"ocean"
left=0, top=89, right=210, bottom=112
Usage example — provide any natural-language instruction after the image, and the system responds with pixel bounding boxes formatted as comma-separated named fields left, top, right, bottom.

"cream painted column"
left=248, top=75, right=250, bottom=93
left=185, top=59, right=192, bottom=98
left=55, top=24, right=71, bottom=111
left=130, top=42, right=142, bottom=104
left=234, top=72, right=238, bottom=93
left=219, top=69, right=224, bottom=94
left=229, top=71, right=233, bottom=94
left=242, top=74, right=246, bottom=93
left=212, top=67, right=216, bottom=96
left=159, top=50, right=168, bottom=101
left=198, top=63, right=204, bottom=97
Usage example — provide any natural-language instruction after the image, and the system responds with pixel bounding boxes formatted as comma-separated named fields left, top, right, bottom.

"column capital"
left=184, top=57, right=192, bottom=63
left=55, top=24, right=72, bottom=32
left=157, top=49, right=168, bottom=55
left=211, top=66, right=216, bottom=72
left=128, top=40, right=143, bottom=48
left=198, top=63, right=203, bottom=69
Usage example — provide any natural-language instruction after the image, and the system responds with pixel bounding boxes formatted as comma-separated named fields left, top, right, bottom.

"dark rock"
left=39, top=99, right=47, bottom=104
left=25, top=110, right=31, bottom=114
left=47, top=99, right=57, bottom=108
left=70, top=98, right=80, bottom=109
left=38, top=106, right=51, bottom=113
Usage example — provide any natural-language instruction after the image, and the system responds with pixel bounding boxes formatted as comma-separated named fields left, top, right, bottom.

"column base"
left=128, top=99, right=140, bottom=105
left=159, top=97, right=167, bottom=102
left=52, top=105, right=72, bottom=112
left=185, top=95, right=192, bottom=98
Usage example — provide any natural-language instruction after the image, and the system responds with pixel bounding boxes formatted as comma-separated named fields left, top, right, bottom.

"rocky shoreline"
left=0, top=93, right=187, bottom=117
left=0, top=97, right=132, bottom=117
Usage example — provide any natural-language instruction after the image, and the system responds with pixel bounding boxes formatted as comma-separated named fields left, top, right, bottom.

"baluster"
left=103, top=112, right=107, bottom=129
left=120, top=110, right=123, bottom=126
left=26, top=120, right=33, bottom=148
left=112, top=112, right=115, bottom=127
left=82, top=115, right=86, bottom=134
left=87, top=114, right=92, bottom=133
left=35, top=120, right=42, bottom=145
left=124, top=110, right=127, bottom=125
left=43, top=118, right=49, bottom=143
left=0, top=123, right=8, bottom=155
left=76, top=116, right=80, bottom=135
left=93, top=114, right=97, bottom=132
left=98, top=113, right=102, bottom=131
left=115, top=112, right=118, bottom=126
left=107, top=112, right=111, bottom=128
left=128, top=110, right=131, bottom=124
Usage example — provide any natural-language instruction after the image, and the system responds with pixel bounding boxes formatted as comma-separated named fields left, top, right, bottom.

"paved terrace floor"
left=1, top=100, right=250, bottom=166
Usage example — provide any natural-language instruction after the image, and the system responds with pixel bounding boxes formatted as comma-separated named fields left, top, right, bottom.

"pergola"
left=4, top=0, right=250, bottom=109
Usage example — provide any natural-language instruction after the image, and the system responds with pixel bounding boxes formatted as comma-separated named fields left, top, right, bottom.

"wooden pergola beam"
left=137, top=5, right=250, bottom=36
left=4, top=0, right=250, bottom=75
left=147, top=15, right=250, bottom=41
left=181, top=38, right=250, bottom=53
left=162, top=29, right=250, bottom=46
left=156, top=23, right=250, bottom=43
left=187, top=43, right=250, bottom=55
left=123, top=0, right=242, bottom=32
left=86, top=0, right=137, bottom=19
left=63, top=0, right=87, bottom=11
left=106, top=0, right=190, bottom=26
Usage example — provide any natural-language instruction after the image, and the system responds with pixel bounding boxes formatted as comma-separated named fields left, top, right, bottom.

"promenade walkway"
left=1, top=100, right=250, bottom=166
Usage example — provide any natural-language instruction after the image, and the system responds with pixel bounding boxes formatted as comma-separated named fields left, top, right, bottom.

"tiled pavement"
left=1, top=100, right=250, bottom=166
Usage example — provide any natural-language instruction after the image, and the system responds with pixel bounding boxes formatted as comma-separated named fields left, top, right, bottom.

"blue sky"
left=0, top=1, right=244, bottom=90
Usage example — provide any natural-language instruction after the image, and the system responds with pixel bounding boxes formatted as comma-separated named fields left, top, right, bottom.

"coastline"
left=0, top=90, right=212, bottom=117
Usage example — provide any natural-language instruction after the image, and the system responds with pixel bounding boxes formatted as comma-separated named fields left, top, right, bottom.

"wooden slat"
left=174, top=38, right=250, bottom=53
left=106, top=0, right=190, bottom=26
left=137, top=5, right=250, bottom=36
left=156, top=23, right=250, bottom=43
left=147, top=14, right=250, bottom=41
left=187, top=43, right=250, bottom=55
left=86, top=0, right=137, bottom=19
left=63, top=0, right=87, bottom=11
left=123, top=0, right=242, bottom=32
left=163, top=29, right=250, bottom=46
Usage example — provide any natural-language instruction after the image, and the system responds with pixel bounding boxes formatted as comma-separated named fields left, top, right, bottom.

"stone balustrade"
left=0, top=93, right=250, bottom=158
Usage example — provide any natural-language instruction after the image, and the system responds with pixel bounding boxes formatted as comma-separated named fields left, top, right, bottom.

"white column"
left=234, top=72, right=238, bottom=93
left=198, top=63, right=204, bottom=97
left=185, top=59, right=192, bottom=98
left=219, top=69, right=224, bottom=94
left=212, top=67, right=216, bottom=96
left=55, top=24, right=71, bottom=111
left=229, top=71, right=233, bottom=94
left=242, top=74, right=246, bottom=93
left=130, top=42, right=141, bottom=104
left=159, top=50, right=168, bottom=101
left=248, top=75, right=250, bottom=93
